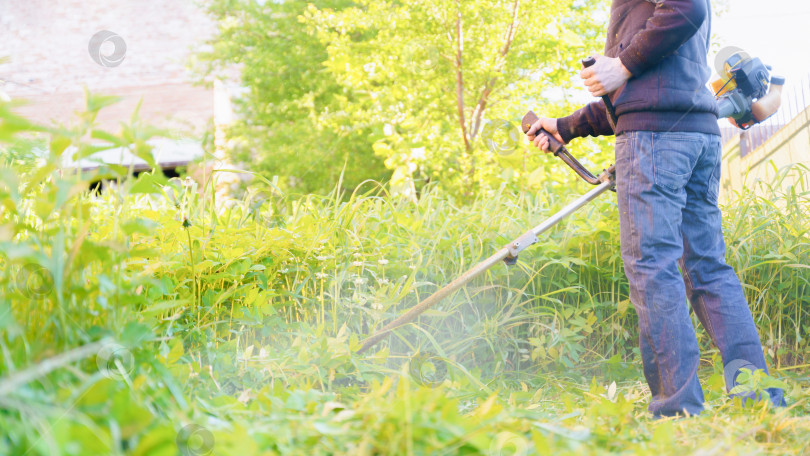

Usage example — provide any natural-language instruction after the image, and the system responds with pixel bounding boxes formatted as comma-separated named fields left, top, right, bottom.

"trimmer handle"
left=521, top=116, right=566, bottom=155
left=582, top=56, right=619, bottom=125
left=581, top=56, right=597, bottom=67
left=522, top=111, right=604, bottom=186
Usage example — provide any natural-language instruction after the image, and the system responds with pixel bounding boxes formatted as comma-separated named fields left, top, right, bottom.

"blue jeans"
left=615, top=131, right=785, bottom=417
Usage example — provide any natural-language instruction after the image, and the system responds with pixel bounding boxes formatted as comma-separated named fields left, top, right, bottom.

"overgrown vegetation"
left=1, top=95, right=808, bottom=455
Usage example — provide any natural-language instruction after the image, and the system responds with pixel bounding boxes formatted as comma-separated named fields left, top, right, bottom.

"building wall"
left=720, top=105, right=810, bottom=202
left=0, top=0, right=215, bottom=133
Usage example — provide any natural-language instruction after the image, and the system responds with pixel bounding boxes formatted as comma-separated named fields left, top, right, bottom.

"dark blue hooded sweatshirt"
left=557, top=0, right=720, bottom=141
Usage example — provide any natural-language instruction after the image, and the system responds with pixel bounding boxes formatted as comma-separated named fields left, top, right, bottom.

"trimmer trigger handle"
left=522, top=110, right=605, bottom=186
left=580, top=56, right=619, bottom=125
left=521, top=111, right=564, bottom=155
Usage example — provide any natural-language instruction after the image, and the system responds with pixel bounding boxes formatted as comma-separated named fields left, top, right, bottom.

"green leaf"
left=130, top=171, right=169, bottom=194
left=85, top=92, right=122, bottom=113
left=616, top=299, right=630, bottom=316
left=559, top=25, right=585, bottom=47
left=132, top=425, right=177, bottom=456
left=141, top=299, right=189, bottom=316
left=49, top=134, right=72, bottom=158
left=132, top=140, right=158, bottom=169
left=121, top=218, right=159, bottom=236
left=90, top=129, right=127, bottom=147
left=121, top=322, right=153, bottom=347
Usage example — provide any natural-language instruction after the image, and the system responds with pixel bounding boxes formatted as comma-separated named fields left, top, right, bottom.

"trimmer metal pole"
left=358, top=108, right=615, bottom=354
left=358, top=173, right=615, bottom=353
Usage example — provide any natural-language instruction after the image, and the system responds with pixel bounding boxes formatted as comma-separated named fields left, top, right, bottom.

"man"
left=527, top=0, right=785, bottom=417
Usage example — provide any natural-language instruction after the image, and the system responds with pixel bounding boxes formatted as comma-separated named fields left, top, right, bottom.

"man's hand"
left=581, top=55, right=632, bottom=97
left=526, top=117, right=564, bottom=154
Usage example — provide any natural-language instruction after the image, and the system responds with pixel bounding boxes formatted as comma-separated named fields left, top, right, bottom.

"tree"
left=194, top=0, right=390, bottom=195
left=303, top=0, right=610, bottom=197
left=197, top=0, right=611, bottom=197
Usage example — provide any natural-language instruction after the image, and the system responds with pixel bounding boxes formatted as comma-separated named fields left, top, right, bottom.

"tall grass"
left=95, top=161, right=808, bottom=383
left=1, top=98, right=808, bottom=454
left=723, top=164, right=810, bottom=369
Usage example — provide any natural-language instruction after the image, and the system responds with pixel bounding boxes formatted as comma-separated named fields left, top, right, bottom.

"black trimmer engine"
left=714, top=53, right=785, bottom=129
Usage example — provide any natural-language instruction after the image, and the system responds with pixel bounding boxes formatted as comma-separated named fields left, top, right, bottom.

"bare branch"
left=470, top=0, right=521, bottom=140
left=454, top=0, right=471, bottom=152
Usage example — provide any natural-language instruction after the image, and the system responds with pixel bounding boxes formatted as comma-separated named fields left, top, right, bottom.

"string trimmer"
left=358, top=54, right=784, bottom=354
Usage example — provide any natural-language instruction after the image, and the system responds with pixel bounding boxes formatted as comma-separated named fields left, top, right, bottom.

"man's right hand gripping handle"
left=522, top=112, right=565, bottom=155
left=522, top=110, right=607, bottom=186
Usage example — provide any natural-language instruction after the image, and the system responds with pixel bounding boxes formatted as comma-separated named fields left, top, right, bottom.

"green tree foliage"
left=197, top=0, right=611, bottom=197
left=194, top=0, right=390, bottom=195
left=304, top=0, right=609, bottom=196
